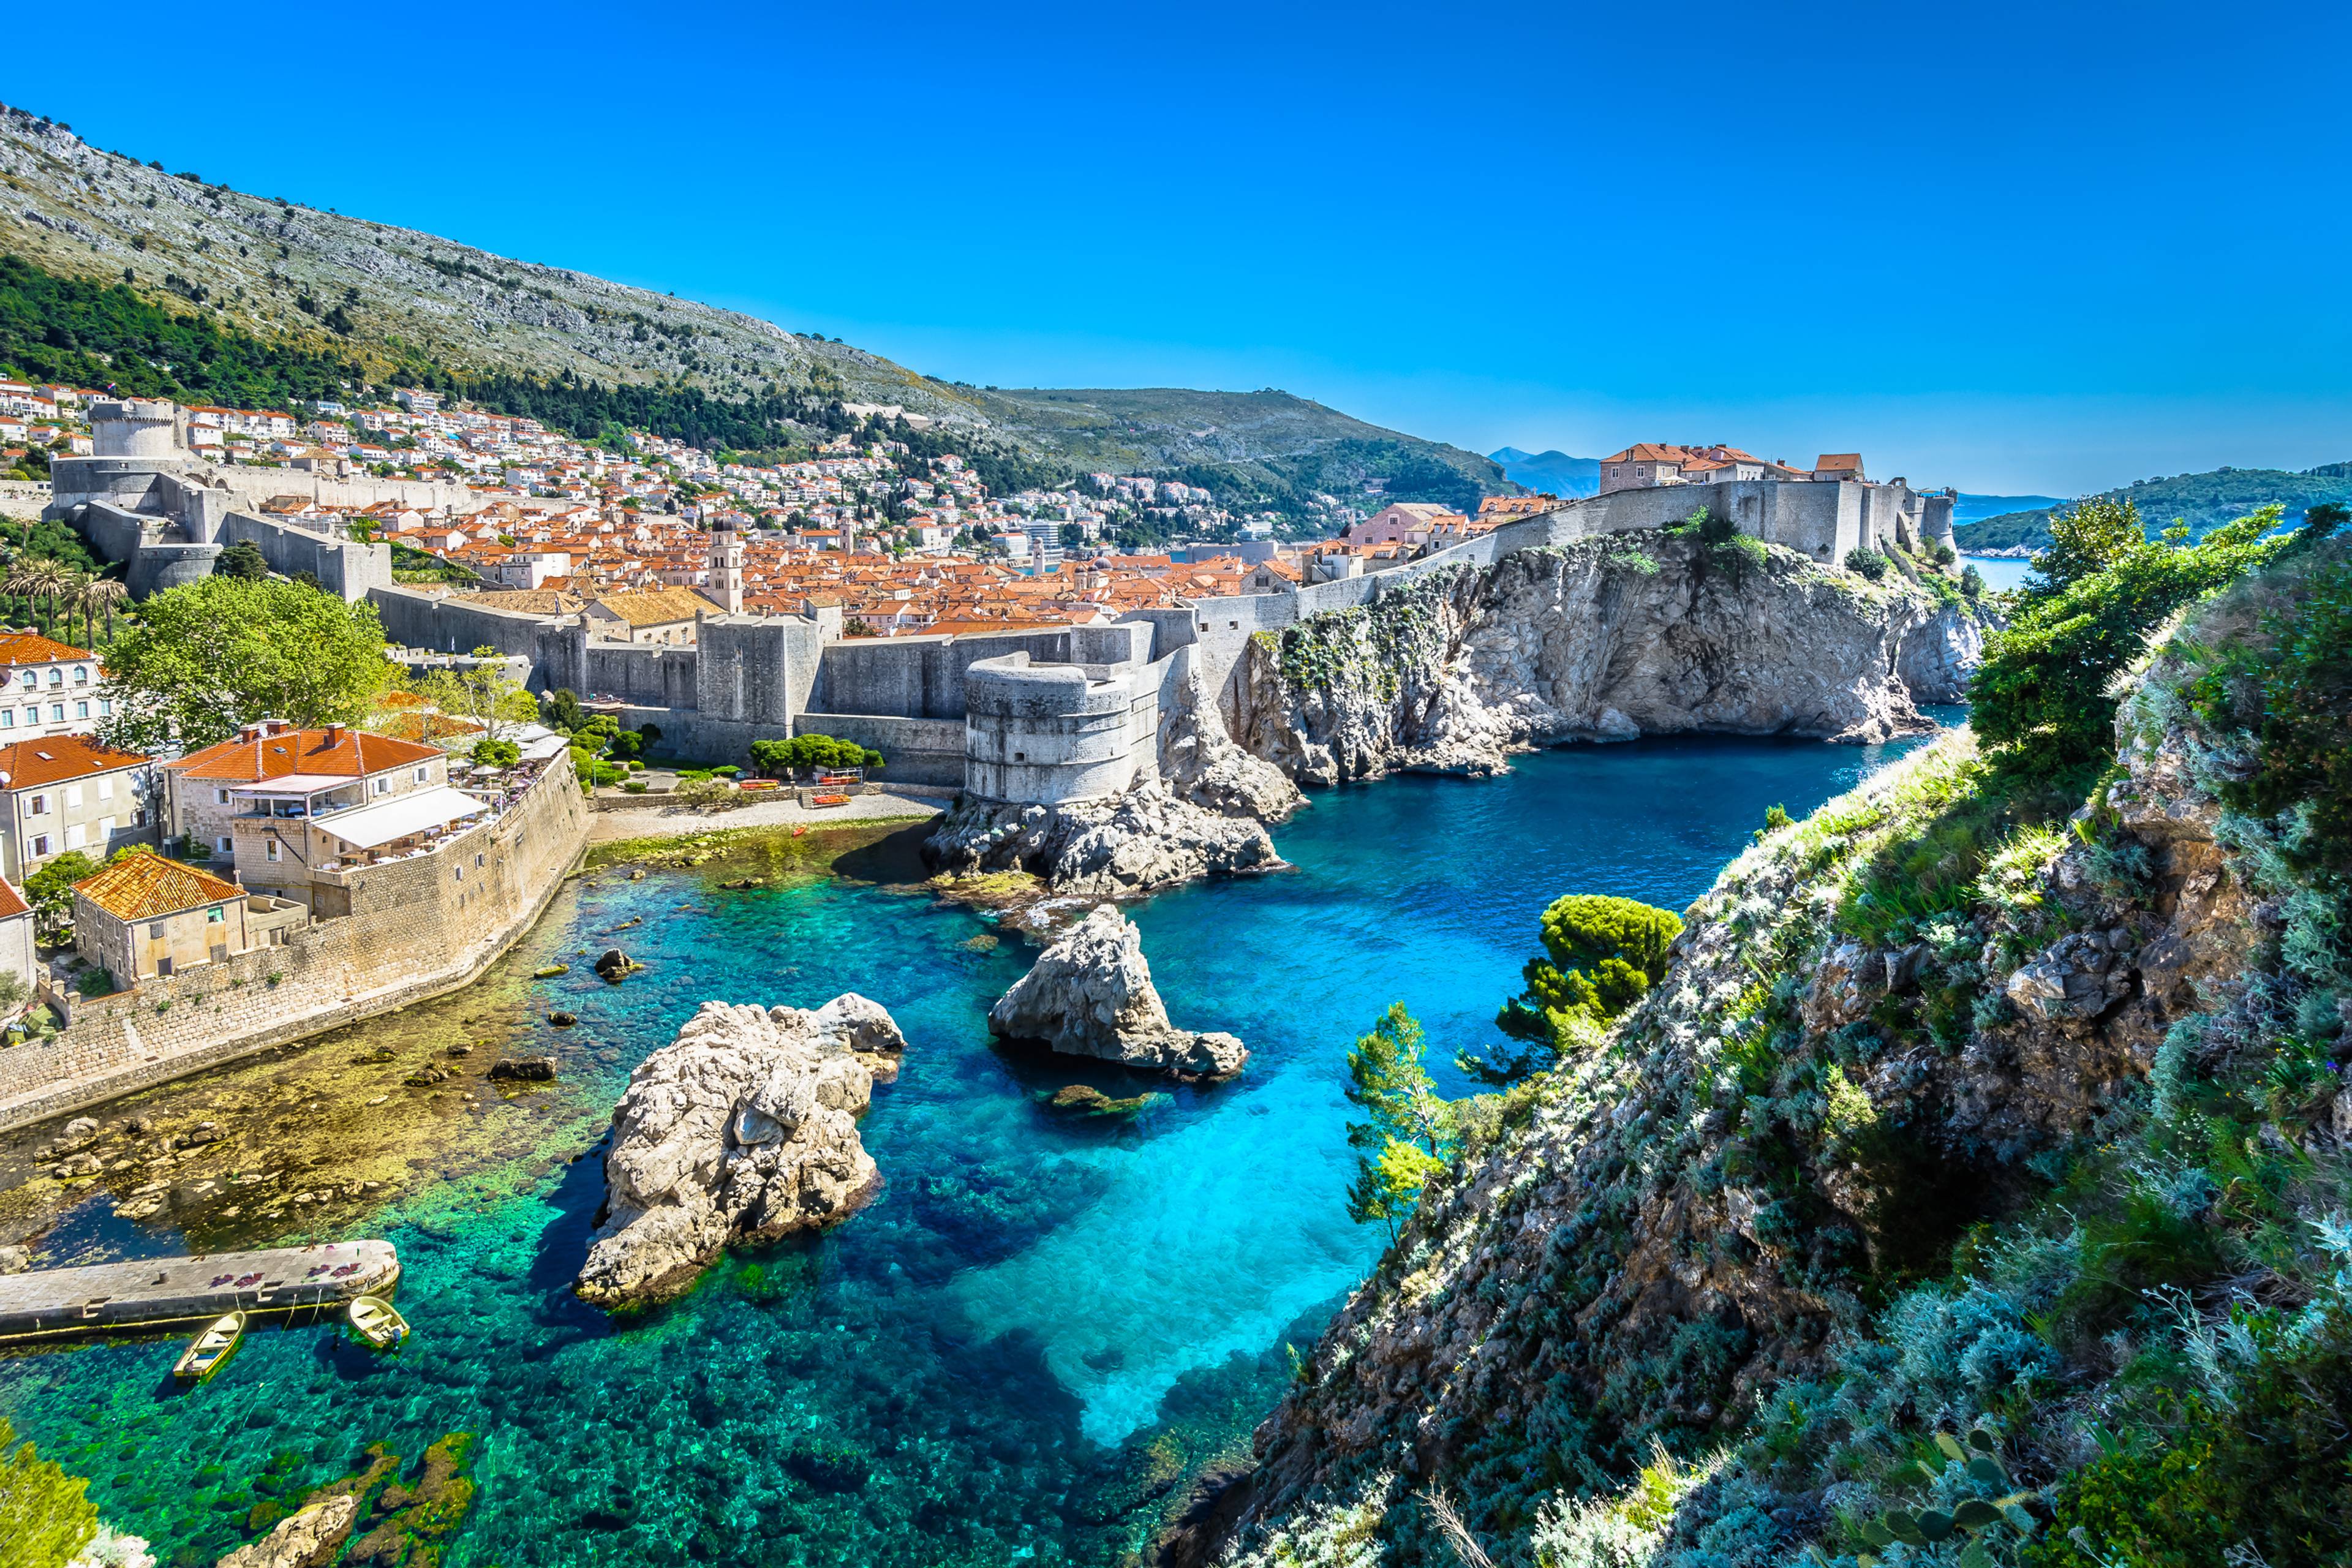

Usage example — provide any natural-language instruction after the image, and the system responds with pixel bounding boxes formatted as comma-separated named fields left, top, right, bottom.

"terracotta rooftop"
left=168, top=725, right=443, bottom=783
left=0, top=734, right=150, bottom=789
left=0, top=878, right=28, bottom=921
left=587, top=586, right=720, bottom=627
left=74, top=854, right=244, bottom=922
left=0, top=631, right=95, bottom=668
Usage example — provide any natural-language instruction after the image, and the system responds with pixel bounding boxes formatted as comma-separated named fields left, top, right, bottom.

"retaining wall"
left=0, top=755, right=590, bottom=1131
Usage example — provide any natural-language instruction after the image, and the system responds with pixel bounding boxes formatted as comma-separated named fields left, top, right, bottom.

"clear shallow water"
left=1961, top=553, right=2031, bottom=592
left=0, top=732, right=1934, bottom=1566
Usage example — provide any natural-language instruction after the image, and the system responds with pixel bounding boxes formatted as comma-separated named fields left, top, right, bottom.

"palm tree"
left=2, top=560, right=71, bottom=639
left=82, top=578, right=130, bottom=646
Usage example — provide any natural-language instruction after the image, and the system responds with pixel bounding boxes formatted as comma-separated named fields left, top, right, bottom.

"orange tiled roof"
left=0, top=631, right=95, bottom=667
left=0, top=734, right=149, bottom=788
left=168, top=726, right=442, bottom=783
left=74, top=854, right=244, bottom=921
left=0, top=878, right=28, bottom=920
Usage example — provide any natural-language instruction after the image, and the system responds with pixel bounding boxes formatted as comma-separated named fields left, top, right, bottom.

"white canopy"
left=312, top=786, right=488, bottom=850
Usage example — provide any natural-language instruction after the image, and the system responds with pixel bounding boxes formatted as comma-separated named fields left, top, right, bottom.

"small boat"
left=173, top=1311, right=246, bottom=1384
left=347, top=1294, right=410, bottom=1351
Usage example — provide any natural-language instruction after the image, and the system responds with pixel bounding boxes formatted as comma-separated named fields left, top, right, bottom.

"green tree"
left=749, top=734, right=885, bottom=776
left=1471, top=894, right=1684, bottom=1084
left=1973, top=504, right=2300, bottom=772
left=539, top=687, right=586, bottom=733
left=411, top=647, right=537, bottom=742
left=1344, top=1003, right=1453, bottom=1240
left=470, top=738, right=521, bottom=769
left=0, top=1417, right=97, bottom=1568
left=96, top=576, right=398, bottom=752
left=214, top=540, right=269, bottom=580
left=21, top=851, right=98, bottom=939
left=2026, top=494, right=2148, bottom=601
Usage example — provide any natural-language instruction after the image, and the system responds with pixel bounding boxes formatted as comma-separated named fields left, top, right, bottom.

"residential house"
left=0, top=734, right=158, bottom=883
left=582, top=586, right=720, bottom=645
left=1346, top=502, right=1464, bottom=548
left=0, top=878, right=33, bottom=995
left=1812, top=453, right=1867, bottom=483
left=71, top=854, right=294, bottom=985
left=162, top=720, right=448, bottom=900
left=0, top=632, right=111, bottom=739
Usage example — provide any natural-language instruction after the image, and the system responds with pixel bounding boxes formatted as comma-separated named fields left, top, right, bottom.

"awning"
left=231, top=774, right=360, bottom=797
left=312, top=786, right=488, bottom=849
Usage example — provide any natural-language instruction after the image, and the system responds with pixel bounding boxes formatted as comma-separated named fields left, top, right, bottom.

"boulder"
left=489, top=1056, right=559, bottom=1082
left=594, top=949, right=639, bottom=981
left=547, top=1012, right=578, bottom=1028
left=989, top=905, right=1248, bottom=1080
left=216, top=1494, right=359, bottom=1568
left=0, top=1243, right=29, bottom=1274
left=575, top=995, right=903, bottom=1308
left=927, top=783, right=1283, bottom=898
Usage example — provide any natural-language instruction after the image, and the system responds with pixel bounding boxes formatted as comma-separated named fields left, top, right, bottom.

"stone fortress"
left=55, top=401, right=1958, bottom=815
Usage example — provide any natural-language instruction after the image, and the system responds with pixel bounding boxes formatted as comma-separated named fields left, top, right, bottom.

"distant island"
left=1488, top=447, right=1600, bottom=498
left=1956, top=462, right=2352, bottom=551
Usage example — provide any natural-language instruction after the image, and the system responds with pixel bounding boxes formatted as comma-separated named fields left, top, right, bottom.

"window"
left=45, top=670, right=60, bottom=688
left=65, top=784, right=83, bottom=810
left=149, top=921, right=165, bottom=938
left=29, top=834, right=48, bottom=857
left=26, top=794, right=45, bottom=816
left=413, top=766, right=430, bottom=783
left=64, top=824, right=85, bottom=850
left=75, top=701, right=88, bottom=719
left=48, top=704, right=62, bottom=723
left=98, top=699, right=111, bottom=717
left=14, top=671, right=29, bottom=690
left=215, top=835, right=232, bottom=854
left=0, top=712, right=10, bottom=729
left=22, top=707, right=36, bottom=725
left=206, top=906, right=224, bottom=923
left=265, top=839, right=282, bottom=862
left=97, top=816, right=115, bottom=839
left=373, top=777, right=390, bottom=796
left=74, top=666, right=88, bottom=685
left=214, top=788, right=230, bottom=805
left=97, top=777, right=112, bottom=801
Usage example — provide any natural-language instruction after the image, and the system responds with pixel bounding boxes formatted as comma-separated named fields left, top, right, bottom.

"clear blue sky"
left=9, top=0, right=2350, bottom=493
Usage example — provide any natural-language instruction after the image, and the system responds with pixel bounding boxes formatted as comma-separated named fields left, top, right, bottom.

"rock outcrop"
left=1158, top=666, right=1306, bottom=822
left=925, top=782, right=1283, bottom=897
left=1232, top=535, right=1978, bottom=784
left=989, top=904, right=1247, bottom=1080
left=575, top=995, right=907, bottom=1308
left=216, top=1495, right=358, bottom=1568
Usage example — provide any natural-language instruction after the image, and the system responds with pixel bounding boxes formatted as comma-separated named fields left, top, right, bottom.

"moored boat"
left=347, top=1294, right=410, bottom=1351
left=172, top=1311, right=246, bottom=1383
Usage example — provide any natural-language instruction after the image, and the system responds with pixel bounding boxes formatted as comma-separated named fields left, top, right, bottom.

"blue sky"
left=9, top=0, right=2350, bottom=493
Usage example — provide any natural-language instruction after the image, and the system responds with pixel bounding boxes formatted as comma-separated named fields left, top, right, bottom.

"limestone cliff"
left=576, top=995, right=906, bottom=1308
left=1175, top=541, right=2352, bottom=1568
left=1231, top=534, right=1983, bottom=784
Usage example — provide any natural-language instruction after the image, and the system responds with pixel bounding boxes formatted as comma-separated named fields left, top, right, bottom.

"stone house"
left=72, top=854, right=260, bottom=985
left=1346, top=503, right=1464, bottom=548
left=1812, top=453, right=1867, bottom=483
left=0, top=734, right=158, bottom=883
left=583, top=586, right=720, bottom=645
left=0, top=631, right=114, bottom=740
left=162, top=720, right=448, bottom=898
left=0, top=878, right=33, bottom=995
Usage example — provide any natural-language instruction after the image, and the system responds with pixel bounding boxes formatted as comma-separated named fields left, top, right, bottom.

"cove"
left=0, top=728, right=1940, bottom=1567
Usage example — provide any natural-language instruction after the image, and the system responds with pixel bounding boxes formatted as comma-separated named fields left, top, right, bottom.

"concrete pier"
left=0, top=1239, right=399, bottom=1341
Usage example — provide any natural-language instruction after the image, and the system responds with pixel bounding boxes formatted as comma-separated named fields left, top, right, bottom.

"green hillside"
left=0, top=100, right=1499, bottom=518
left=1957, top=464, right=2352, bottom=550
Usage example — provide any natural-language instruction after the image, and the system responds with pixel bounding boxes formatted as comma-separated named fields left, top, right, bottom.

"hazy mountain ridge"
left=1956, top=465, right=2352, bottom=549
left=0, top=101, right=1500, bottom=507
left=1488, top=447, right=1600, bottom=497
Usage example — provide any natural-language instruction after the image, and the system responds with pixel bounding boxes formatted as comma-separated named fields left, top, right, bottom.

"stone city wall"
left=0, top=754, right=590, bottom=1131
left=961, top=650, right=1166, bottom=804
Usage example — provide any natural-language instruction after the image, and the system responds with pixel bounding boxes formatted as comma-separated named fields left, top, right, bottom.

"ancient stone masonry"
left=0, top=754, right=590, bottom=1130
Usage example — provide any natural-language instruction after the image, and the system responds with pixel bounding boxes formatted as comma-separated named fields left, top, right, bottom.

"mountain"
left=1951, top=491, right=2067, bottom=526
left=1955, top=466, right=2352, bottom=551
left=0, top=101, right=1502, bottom=513
left=1489, top=446, right=1601, bottom=497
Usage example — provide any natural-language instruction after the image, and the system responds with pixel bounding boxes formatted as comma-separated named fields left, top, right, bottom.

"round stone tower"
left=90, top=399, right=181, bottom=459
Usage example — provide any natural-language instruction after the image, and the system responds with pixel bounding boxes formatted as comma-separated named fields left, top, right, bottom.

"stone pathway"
left=586, top=788, right=947, bottom=844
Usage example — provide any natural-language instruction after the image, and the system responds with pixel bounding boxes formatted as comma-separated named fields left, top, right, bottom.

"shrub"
left=1959, top=564, right=1986, bottom=598
left=622, top=780, right=648, bottom=794
left=0, top=1417, right=97, bottom=1568
left=74, top=968, right=113, bottom=998
left=1927, top=540, right=1958, bottom=567
left=1844, top=548, right=1890, bottom=581
left=1471, top=894, right=1684, bottom=1082
left=469, top=738, right=520, bottom=769
left=749, top=734, right=885, bottom=775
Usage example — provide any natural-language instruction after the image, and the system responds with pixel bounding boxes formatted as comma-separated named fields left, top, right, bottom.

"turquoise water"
left=0, top=733, right=1934, bottom=1566
left=1961, top=553, right=2030, bottom=592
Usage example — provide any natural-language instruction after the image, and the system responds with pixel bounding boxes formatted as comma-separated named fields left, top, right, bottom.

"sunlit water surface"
left=0, top=731, right=1939, bottom=1566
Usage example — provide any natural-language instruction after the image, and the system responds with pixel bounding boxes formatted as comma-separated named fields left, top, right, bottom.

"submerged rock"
left=1043, top=1084, right=1167, bottom=1118
left=489, top=1056, right=559, bottom=1083
left=575, top=995, right=906, bottom=1308
left=594, top=948, right=641, bottom=981
left=989, top=905, right=1247, bottom=1080
left=216, top=1493, right=358, bottom=1568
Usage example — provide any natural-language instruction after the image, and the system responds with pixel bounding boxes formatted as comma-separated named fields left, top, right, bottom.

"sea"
left=0, top=729, right=1946, bottom=1566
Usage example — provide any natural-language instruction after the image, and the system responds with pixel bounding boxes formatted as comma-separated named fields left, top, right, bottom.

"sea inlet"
left=0, top=728, right=1940, bottom=1566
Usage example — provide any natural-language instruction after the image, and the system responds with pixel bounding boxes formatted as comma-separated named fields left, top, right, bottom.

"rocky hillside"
left=0, top=102, right=1500, bottom=500
left=1172, top=525, right=2352, bottom=1566
left=1231, top=532, right=1983, bottom=784
left=1956, top=464, right=2352, bottom=552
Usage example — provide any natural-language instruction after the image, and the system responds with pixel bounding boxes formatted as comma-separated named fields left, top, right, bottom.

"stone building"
left=582, top=586, right=722, bottom=645
left=71, top=854, right=273, bottom=984
left=162, top=720, right=448, bottom=900
left=0, top=734, right=158, bottom=883
left=0, top=632, right=113, bottom=740
left=0, top=878, right=34, bottom=993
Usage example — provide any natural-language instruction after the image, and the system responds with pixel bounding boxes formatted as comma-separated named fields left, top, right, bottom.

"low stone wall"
left=0, top=756, right=590, bottom=1131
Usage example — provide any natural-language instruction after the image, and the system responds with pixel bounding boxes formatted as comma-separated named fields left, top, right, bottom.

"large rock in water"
left=926, top=781, right=1283, bottom=895
left=989, top=904, right=1246, bottom=1080
left=575, top=995, right=908, bottom=1308
left=216, top=1494, right=358, bottom=1568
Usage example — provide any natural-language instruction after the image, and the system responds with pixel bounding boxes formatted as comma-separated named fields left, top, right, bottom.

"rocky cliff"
left=576, top=995, right=907, bottom=1308
left=1177, top=538, right=2352, bottom=1567
left=1231, top=534, right=1983, bottom=784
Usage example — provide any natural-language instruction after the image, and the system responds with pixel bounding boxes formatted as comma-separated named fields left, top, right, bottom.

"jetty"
left=0, top=1239, right=399, bottom=1342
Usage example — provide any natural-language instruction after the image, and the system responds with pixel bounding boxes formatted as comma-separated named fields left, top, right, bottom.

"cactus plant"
left=1812, top=1427, right=2041, bottom=1567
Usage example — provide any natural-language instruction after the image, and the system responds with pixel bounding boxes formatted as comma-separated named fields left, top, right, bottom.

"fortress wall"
left=813, top=627, right=1106, bottom=722
left=696, top=617, right=797, bottom=725
left=0, top=756, right=589, bottom=1131
left=584, top=641, right=696, bottom=709
left=962, top=654, right=1158, bottom=805
left=217, top=511, right=393, bottom=602
left=368, top=584, right=559, bottom=659
left=789, top=713, right=967, bottom=787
